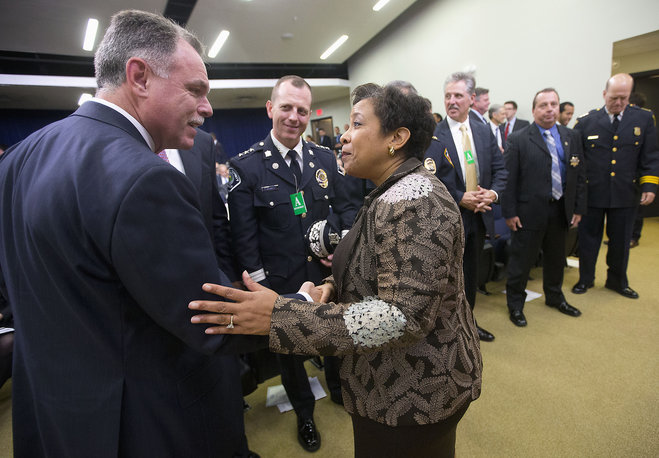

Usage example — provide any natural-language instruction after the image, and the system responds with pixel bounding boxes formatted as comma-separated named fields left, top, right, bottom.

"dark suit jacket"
left=500, top=117, right=530, bottom=142
left=501, top=123, right=587, bottom=230
left=179, top=130, right=236, bottom=280
left=424, top=118, right=508, bottom=237
left=0, top=101, right=264, bottom=457
left=469, top=109, right=489, bottom=126
left=318, top=135, right=333, bottom=150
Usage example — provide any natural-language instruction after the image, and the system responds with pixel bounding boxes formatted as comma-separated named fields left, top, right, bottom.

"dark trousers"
left=506, top=200, right=567, bottom=311
left=278, top=354, right=341, bottom=420
left=632, top=204, right=644, bottom=241
left=578, top=206, right=635, bottom=289
left=463, top=215, right=485, bottom=310
left=351, top=403, right=469, bottom=458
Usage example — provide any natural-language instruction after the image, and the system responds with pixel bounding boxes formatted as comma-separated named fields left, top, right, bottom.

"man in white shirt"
left=424, top=72, right=508, bottom=343
left=488, top=104, right=506, bottom=152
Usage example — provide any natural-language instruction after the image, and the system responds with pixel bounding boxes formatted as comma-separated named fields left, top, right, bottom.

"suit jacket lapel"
left=178, top=149, right=202, bottom=190
left=557, top=125, right=571, bottom=166
left=529, top=124, right=550, bottom=156
left=471, top=124, right=489, bottom=179
left=438, top=121, right=465, bottom=187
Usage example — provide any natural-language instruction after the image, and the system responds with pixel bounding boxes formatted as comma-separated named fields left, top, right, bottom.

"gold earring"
left=388, top=146, right=395, bottom=156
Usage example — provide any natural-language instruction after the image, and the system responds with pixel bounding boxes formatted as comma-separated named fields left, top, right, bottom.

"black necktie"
left=287, top=150, right=302, bottom=184
left=612, top=115, right=620, bottom=132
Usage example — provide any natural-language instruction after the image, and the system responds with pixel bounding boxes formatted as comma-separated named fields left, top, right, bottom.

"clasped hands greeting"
left=459, top=186, right=496, bottom=213
left=188, top=271, right=335, bottom=335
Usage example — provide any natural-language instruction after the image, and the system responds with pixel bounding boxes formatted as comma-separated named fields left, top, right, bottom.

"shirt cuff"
left=297, top=291, right=314, bottom=302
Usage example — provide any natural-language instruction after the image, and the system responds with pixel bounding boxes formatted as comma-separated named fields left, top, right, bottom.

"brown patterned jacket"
left=270, top=158, right=482, bottom=426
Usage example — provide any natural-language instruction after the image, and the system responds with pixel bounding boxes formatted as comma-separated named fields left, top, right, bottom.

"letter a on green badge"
left=290, top=191, right=307, bottom=215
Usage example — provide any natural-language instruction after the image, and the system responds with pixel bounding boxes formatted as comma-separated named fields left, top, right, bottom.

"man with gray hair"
left=0, top=10, right=280, bottom=457
left=424, top=72, right=507, bottom=342
left=488, top=103, right=506, bottom=151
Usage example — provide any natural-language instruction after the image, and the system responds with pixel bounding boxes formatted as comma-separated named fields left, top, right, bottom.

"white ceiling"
left=0, top=0, right=419, bottom=109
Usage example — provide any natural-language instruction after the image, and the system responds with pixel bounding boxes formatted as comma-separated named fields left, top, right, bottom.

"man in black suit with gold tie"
left=424, top=72, right=507, bottom=342
left=502, top=88, right=586, bottom=326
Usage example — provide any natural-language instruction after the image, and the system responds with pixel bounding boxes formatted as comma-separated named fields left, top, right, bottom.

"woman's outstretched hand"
left=189, top=271, right=277, bottom=335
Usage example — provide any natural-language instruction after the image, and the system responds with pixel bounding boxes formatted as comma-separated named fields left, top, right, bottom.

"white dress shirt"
left=89, top=97, right=156, bottom=152
left=447, top=116, right=480, bottom=183
left=270, top=130, right=303, bottom=172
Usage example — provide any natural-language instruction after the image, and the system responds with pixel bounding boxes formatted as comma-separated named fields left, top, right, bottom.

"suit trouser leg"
left=506, top=227, right=544, bottom=312
left=577, top=207, right=605, bottom=284
left=463, top=218, right=484, bottom=311
left=542, top=202, right=568, bottom=305
left=323, top=356, right=342, bottom=397
left=604, top=207, right=635, bottom=289
left=277, top=354, right=315, bottom=420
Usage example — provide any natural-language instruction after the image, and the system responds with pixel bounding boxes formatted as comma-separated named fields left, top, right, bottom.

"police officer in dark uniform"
left=227, top=75, right=357, bottom=453
left=572, top=73, right=658, bottom=299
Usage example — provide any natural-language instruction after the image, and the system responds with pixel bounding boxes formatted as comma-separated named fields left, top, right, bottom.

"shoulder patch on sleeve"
left=228, top=167, right=242, bottom=192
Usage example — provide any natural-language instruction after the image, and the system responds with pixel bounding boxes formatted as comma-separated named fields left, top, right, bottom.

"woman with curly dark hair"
left=190, top=82, right=482, bottom=457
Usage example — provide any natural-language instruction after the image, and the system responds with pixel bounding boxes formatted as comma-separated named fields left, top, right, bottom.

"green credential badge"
left=290, top=192, right=307, bottom=215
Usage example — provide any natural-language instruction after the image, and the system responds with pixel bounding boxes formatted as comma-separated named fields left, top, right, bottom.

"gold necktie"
left=460, top=124, right=478, bottom=191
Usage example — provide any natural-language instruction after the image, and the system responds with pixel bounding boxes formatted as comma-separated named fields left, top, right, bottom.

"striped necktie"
left=543, top=131, right=562, bottom=200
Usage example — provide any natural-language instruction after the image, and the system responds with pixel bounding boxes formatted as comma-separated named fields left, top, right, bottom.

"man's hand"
left=461, top=187, right=495, bottom=213
left=189, top=271, right=278, bottom=335
left=299, top=281, right=321, bottom=301
left=459, top=191, right=484, bottom=211
left=640, top=192, right=655, bottom=205
left=570, top=214, right=582, bottom=228
left=506, top=216, right=522, bottom=231
left=317, top=283, right=335, bottom=303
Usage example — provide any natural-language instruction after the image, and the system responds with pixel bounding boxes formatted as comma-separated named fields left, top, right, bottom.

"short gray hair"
left=388, top=80, right=418, bottom=95
left=94, top=10, right=204, bottom=91
left=488, top=104, right=502, bottom=118
left=444, top=72, right=476, bottom=95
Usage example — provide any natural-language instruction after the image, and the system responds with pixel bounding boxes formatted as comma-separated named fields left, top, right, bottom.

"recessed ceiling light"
left=373, top=0, right=390, bottom=11
left=83, top=18, right=99, bottom=51
left=208, top=30, right=230, bottom=58
left=78, top=93, right=93, bottom=105
left=320, top=35, right=348, bottom=60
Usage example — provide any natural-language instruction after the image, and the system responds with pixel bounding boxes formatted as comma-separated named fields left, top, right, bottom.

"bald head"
left=604, top=73, right=633, bottom=115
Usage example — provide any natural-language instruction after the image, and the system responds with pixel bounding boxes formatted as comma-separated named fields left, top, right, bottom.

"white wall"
left=307, top=95, right=352, bottom=138
left=347, top=0, right=659, bottom=125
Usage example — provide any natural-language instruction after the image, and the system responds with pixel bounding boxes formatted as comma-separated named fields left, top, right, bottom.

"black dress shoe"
left=605, top=283, right=639, bottom=299
left=571, top=282, right=593, bottom=294
left=509, top=310, right=527, bottom=327
left=547, top=301, right=582, bottom=317
left=477, top=325, right=495, bottom=342
left=297, top=418, right=321, bottom=452
left=247, top=451, right=261, bottom=458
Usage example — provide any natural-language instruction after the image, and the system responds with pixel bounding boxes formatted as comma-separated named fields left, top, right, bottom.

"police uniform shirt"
left=270, top=130, right=304, bottom=176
